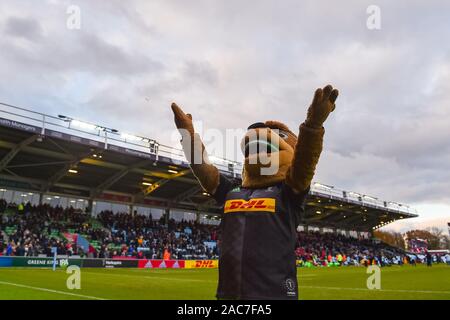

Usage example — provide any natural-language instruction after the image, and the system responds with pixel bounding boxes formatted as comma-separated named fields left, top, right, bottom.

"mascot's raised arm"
left=171, top=84, right=338, bottom=300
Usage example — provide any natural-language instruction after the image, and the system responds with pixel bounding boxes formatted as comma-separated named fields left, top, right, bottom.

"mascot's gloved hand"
left=286, top=85, right=339, bottom=194
left=170, top=102, right=220, bottom=194
left=171, top=102, right=195, bottom=137
left=305, top=85, right=339, bottom=129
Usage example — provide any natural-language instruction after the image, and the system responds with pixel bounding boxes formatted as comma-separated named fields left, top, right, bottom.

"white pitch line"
left=143, top=276, right=214, bottom=282
left=128, top=269, right=207, bottom=273
left=80, top=270, right=216, bottom=283
left=0, top=281, right=107, bottom=300
left=299, top=285, right=450, bottom=295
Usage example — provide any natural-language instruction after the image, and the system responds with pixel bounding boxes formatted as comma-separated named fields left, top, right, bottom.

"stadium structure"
left=0, top=102, right=418, bottom=236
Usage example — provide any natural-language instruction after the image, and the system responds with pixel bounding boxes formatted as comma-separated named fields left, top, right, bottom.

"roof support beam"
left=0, top=135, right=39, bottom=172
left=92, top=159, right=150, bottom=197
left=0, top=173, right=92, bottom=192
left=43, top=151, right=93, bottom=192
left=173, top=185, right=202, bottom=204
left=80, top=158, right=196, bottom=185
left=0, top=140, right=74, bottom=161
left=306, top=208, right=337, bottom=222
left=0, top=140, right=197, bottom=185
left=6, top=161, right=72, bottom=169
left=339, top=214, right=367, bottom=230
left=139, top=169, right=191, bottom=197
left=0, top=173, right=215, bottom=212
left=324, top=212, right=349, bottom=224
left=197, top=198, right=218, bottom=211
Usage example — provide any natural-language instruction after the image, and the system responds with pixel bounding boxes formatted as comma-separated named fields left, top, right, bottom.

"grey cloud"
left=1, top=30, right=162, bottom=76
left=182, top=61, right=219, bottom=87
left=0, top=0, right=450, bottom=212
left=4, top=16, right=43, bottom=40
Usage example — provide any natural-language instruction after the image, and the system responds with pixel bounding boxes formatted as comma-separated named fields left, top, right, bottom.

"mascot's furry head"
left=241, top=121, right=297, bottom=189
left=171, top=84, right=338, bottom=194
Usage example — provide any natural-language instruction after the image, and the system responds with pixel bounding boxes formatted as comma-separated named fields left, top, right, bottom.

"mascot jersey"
left=212, top=174, right=309, bottom=300
left=171, top=84, right=339, bottom=300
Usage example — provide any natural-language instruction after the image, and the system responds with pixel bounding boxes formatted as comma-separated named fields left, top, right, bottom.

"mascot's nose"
left=241, top=128, right=280, bottom=157
left=243, top=140, right=279, bottom=157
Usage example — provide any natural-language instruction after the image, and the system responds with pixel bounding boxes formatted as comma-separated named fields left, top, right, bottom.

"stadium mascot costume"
left=171, top=84, right=339, bottom=300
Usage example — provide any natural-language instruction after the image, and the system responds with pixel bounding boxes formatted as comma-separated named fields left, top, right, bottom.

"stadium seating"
left=0, top=200, right=428, bottom=266
left=295, top=231, right=407, bottom=267
left=0, top=201, right=218, bottom=260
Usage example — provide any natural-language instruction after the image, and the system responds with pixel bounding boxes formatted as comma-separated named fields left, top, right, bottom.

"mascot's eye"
left=278, top=132, right=289, bottom=140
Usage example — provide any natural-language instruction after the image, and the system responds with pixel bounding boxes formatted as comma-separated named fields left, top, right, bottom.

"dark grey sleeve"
left=283, top=183, right=310, bottom=226
left=211, top=174, right=236, bottom=206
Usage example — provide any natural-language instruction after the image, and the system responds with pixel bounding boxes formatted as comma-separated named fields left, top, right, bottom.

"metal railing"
left=0, top=101, right=417, bottom=216
left=310, top=182, right=418, bottom=216
left=0, top=102, right=242, bottom=174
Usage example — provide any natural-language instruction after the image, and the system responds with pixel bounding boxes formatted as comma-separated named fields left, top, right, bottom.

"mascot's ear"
left=247, top=122, right=267, bottom=130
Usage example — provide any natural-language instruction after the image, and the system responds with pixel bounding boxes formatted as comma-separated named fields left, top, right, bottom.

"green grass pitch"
left=0, top=265, right=449, bottom=300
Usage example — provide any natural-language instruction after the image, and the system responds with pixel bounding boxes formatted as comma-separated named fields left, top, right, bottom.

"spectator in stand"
left=163, top=248, right=171, bottom=260
left=426, top=252, right=432, bottom=267
left=0, top=199, right=7, bottom=213
left=445, top=253, right=450, bottom=265
left=6, top=242, right=13, bottom=256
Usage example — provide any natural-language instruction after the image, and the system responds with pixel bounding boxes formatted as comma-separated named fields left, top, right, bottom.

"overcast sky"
left=0, top=0, right=449, bottom=232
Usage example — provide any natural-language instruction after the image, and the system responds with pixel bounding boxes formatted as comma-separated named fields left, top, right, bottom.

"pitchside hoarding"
left=103, top=259, right=139, bottom=268
left=184, top=260, right=219, bottom=269
left=6, top=257, right=82, bottom=268
left=80, top=258, right=105, bottom=268
left=137, top=259, right=185, bottom=268
left=0, top=257, right=219, bottom=269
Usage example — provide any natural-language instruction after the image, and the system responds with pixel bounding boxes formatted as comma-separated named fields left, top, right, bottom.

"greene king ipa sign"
left=12, top=257, right=82, bottom=267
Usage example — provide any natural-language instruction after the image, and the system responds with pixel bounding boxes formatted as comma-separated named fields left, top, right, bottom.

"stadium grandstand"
left=0, top=102, right=419, bottom=264
left=1, top=199, right=420, bottom=266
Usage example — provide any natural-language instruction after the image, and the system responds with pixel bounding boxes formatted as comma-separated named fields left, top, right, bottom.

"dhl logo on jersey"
left=224, top=198, right=276, bottom=213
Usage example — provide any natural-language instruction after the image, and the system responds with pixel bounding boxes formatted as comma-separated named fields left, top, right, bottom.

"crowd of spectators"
left=0, top=199, right=99, bottom=257
left=2, top=200, right=448, bottom=266
left=0, top=201, right=218, bottom=260
left=295, top=231, right=450, bottom=266
left=96, top=210, right=219, bottom=260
